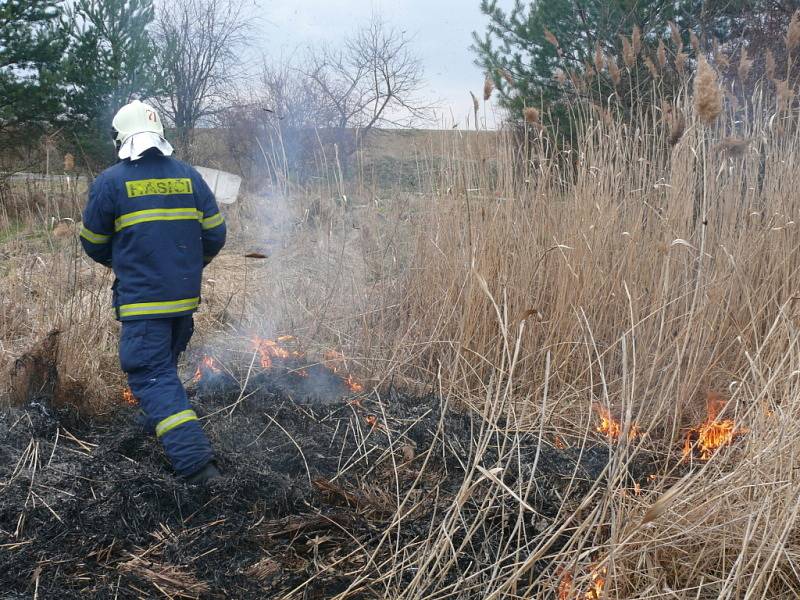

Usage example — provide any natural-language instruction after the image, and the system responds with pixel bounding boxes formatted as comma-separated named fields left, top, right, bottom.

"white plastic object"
left=194, top=166, right=242, bottom=204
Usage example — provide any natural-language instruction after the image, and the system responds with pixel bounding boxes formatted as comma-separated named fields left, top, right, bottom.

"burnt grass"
left=0, top=367, right=653, bottom=599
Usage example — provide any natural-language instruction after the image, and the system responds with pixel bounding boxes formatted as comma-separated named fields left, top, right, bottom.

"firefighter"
left=79, top=100, right=226, bottom=485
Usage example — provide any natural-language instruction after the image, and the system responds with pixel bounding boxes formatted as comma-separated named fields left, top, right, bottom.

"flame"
left=683, top=392, right=747, bottom=461
left=251, top=336, right=303, bottom=369
left=558, top=571, right=574, bottom=600
left=554, top=435, right=566, bottom=449
left=193, top=355, right=220, bottom=382
left=345, top=373, right=364, bottom=393
left=557, top=564, right=606, bottom=599
left=323, top=349, right=345, bottom=372
left=594, top=404, right=639, bottom=441
left=122, top=388, right=136, bottom=405
left=586, top=565, right=606, bottom=599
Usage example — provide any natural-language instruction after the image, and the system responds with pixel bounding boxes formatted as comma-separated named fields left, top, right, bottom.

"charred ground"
left=0, top=368, right=653, bottom=599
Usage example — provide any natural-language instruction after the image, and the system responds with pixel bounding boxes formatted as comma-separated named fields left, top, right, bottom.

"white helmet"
left=111, top=100, right=173, bottom=160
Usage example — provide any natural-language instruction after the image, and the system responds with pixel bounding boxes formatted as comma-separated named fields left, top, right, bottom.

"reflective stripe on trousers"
left=117, top=297, right=200, bottom=319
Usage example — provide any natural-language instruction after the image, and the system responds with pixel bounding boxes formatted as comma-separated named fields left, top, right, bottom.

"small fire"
left=558, top=571, right=574, bottom=600
left=323, top=349, right=346, bottom=372
left=122, top=388, right=136, bottom=405
left=193, top=355, right=220, bottom=382
left=557, top=564, right=607, bottom=599
left=345, top=373, right=364, bottom=393
left=594, top=404, right=639, bottom=441
left=192, top=356, right=220, bottom=383
left=586, top=565, right=606, bottom=599
left=251, top=335, right=304, bottom=369
left=683, top=392, right=747, bottom=461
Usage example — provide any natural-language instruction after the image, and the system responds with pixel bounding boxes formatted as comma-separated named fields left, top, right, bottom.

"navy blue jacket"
left=80, top=155, right=226, bottom=320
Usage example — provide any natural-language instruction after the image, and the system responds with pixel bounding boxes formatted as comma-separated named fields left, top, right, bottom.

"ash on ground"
left=0, top=375, right=652, bottom=599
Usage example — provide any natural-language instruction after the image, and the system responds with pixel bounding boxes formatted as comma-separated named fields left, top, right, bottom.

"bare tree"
left=153, top=0, right=251, bottom=157
left=305, top=16, right=429, bottom=136
left=254, top=16, right=430, bottom=178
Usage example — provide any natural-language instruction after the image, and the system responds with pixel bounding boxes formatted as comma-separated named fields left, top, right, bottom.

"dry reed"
left=694, top=55, right=723, bottom=124
left=523, top=106, right=540, bottom=124
left=644, top=57, right=658, bottom=78
left=632, top=25, right=642, bottom=54
left=593, top=43, right=606, bottom=73
left=6, top=27, right=800, bottom=598
left=620, top=35, right=635, bottom=68
left=483, top=74, right=494, bottom=101
left=787, top=10, right=800, bottom=53
left=657, top=39, right=667, bottom=68
left=690, top=30, right=701, bottom=52
left=676, top=51, right=688, bottom=75
left=766, top=48, right=777, bottom=81
left=669, top=21, right=682, bottom=49
left=607, top=55, right=621, bottom=86
left=544, top=28, right=559, bottom=48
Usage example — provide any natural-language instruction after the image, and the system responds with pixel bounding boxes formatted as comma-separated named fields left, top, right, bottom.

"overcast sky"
left=254, top=0, right=502, bottom=128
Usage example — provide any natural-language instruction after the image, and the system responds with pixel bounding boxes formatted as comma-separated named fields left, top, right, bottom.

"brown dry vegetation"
left=4, top=54, right=800, bottom=599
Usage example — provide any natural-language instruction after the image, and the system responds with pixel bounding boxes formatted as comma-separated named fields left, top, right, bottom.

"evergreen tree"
left=0, top=0, right=67, bottom=144
left=471, top=0, right=760, bottom=128
left=64, top=0, right=159, bottom=162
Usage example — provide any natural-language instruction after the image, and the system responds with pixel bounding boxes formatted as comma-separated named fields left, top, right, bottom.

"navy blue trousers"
left=119, top=316, right=214, bottom=477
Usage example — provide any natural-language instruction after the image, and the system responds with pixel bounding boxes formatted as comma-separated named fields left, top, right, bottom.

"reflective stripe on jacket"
left=80, top=154, right=227, bottom=321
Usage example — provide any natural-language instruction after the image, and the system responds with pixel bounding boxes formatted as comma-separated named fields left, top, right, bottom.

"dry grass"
left=3, top=54, right=800, bottom=598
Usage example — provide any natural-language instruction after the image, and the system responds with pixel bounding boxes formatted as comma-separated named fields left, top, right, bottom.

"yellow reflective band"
left=201, top=213, right=224, bottom=230
left=118, top=297, right=200, bottom=318
left=125, top=178, right=193, bottom=198
left=155, top=409, right=198, bottom=437
left=79, top=225, right=111, bottom=244
left=114, top=208, right=201, bottom=232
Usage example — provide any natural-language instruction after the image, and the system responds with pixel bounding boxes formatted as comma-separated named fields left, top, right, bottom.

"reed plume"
left=716, top=136, right=751, bottom=157
left=584, top=61, right=596, bottom=82
left=657, top=40, right=667, bottom=68
left=694, top=55, right=723, bottom=124
left=713, top=38, right=730, bottom=68
left=607, top=56, right=621, bottom=86
left=645, top=57, right=659, bottom=79
left=662, top=101, right=686, bottom=146
left=775, top=79, right=796, bottom=113
left=594, top=44, right=606, bottom=73
left=523, top=106, right=540, bottom=124
left=621, top=35, right=636, bottom=68
left=669, top=21, right=682, bottom=49
left=483, top=75, right=494, bottom=101
left=499, top=68, right=514, bottom=86
left=676, top=52, right=688, bottom=75
left=690, top=31, right=700, bottom=52
left=632, top=25, right=642, bottom=54
left=544, top=28, right=559, bottom=48
left=787, top=10, right=800, bottom=53
left=766, top=49, right=777, bottom=81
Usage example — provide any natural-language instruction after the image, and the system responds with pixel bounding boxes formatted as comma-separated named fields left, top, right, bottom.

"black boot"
left=185, top=461, right=222, bottom=485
